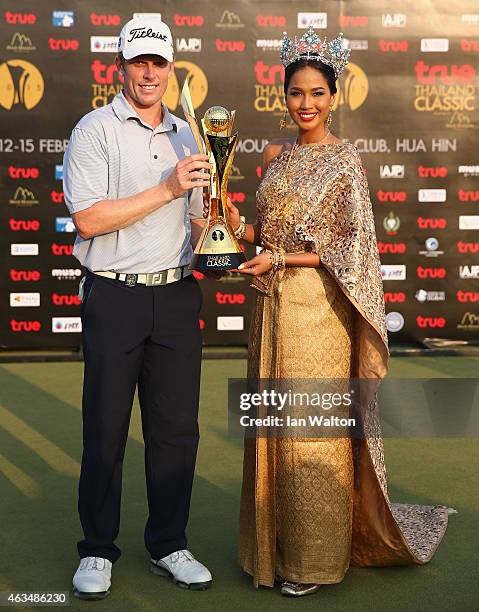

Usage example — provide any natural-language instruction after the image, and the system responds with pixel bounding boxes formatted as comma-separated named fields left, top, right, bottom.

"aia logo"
left=227, top=192, right=246, bottom=203
left=457, top=241, right=479, bottom=253
left=377, top=190, right=407, bottom=203
left=417, top=266, right=446, bottom=279
left=49, top=37, right=79, bottom=51
left=254, top=60, right=284, bottom=84
left=339, top=15, right=368, bottom=27
left=215, top=291, right=246, bottom=305
left=418, top=165, right=447, bottom=178
left=10, top=319, right=41, bottom=332
left=9, top=218, right=40, bottom=231
left=415, top=61, right=475, bottom=84
left=51, top=190, right=64, bottom=203
left=460, top=39, right=479, bottom=52
left=90, top=13, right=120, bottom=26
left=457, top=290, right=479, bottom=303
left=10, top=269, right=41, bottom=281
left=52, top=293, right=81, bottom=305
left=384, top=291, right=406, bottom=303
left=8, top=166, right=39, bottom=179
left=174, top=14, right=204, bottom=27
left=91, top=60, right=123, bottom=84
left=458, top=189, right=479, bottom=202
left=216, top=39, right=245, bottom=52
left=378, top=242, right=406, bottom=254
left=5, top=11, right=36, bottom=24
left=416, top=316, right=446, bottom=328
left=256, top=15, right=286, bottom=27
left=379, top=40, right=408, bottom=52
left=417, top=217, right=447, bottom=229
left=51, top=243, right=74, bottom=256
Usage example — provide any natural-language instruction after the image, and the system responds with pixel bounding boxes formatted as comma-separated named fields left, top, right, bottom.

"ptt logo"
left=49, top=37, right=79, bottom=51
left=51, top=243, right=74, bottom=256
left=51, top=190, right=64, bottom=203
left=457, top=291, right=479, bottom=303
left=52, top=11, right=74, bottom=27
left=52, top=293, right=81, bottom=306
left=90, top=13, right=120, bottom=26
left=0, top=59, right=44, bottom=110
left=256, top=15, right=286, bottom=27
left=10, top=269, right=41, bottom=281
left=417, top=266, right=446, bottom=279
left=56, top=217, right=76, bottom=232
left=174, top=14, right=204, bottom=27
left=384, top=291, right=406, bottom=303
left=381, top=264, right=406, bottom=280
left=52, top=317, right=82, bottom=333
left=378, top=242, right=406, bottom=254
left=10, top=319, right=41, bottom=332
left=5, top=11, right=36, bottom=25
left=416, top=316, right=446, bottom=328
left=216, top=39, right=245, bottom=52
left=215, top=291, right=246, bottom=305
left=339, top=16, right=368, bottom=27
left=418, top=165, right=447, bottom=178
left=376, top=190, right=407, bottom=203
left=164, top=61, right=208, bottom=111
left=297, top=12, right=327, bottom=29
left=417, top=217, right=447, bottom=229
left=415, top=61, right=475, bottom=84
left=9, top=218, right=40, bottom=231
left=457, top=241, right=479, bottom=253
left=379, top=40, right=408, bottom=52
left=90, top=36, right=118, bottom=53
left=458, top=189, right=479, bottom=202
left=8, top=166, right=39, bottom=179
left=461, top=39, right=479, bottom=52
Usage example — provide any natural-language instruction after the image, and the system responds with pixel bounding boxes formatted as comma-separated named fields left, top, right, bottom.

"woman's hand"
left=237, top=251, right=272, bottom=276
left=203, top=195, right=241, bottom=230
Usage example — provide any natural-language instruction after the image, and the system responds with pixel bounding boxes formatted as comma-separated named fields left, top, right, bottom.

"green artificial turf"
left=0, top=357, right=477, bottom=611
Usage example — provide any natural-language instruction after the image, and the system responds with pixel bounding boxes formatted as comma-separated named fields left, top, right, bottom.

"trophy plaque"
left=181, top=80, right=246, bottom=271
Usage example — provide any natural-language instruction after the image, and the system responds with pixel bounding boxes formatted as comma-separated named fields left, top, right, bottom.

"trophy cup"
left=180, top=80, right=246, bottom=271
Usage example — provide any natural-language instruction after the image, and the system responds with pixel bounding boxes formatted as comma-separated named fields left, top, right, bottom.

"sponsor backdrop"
left=0, top=0, right=478, bottom=348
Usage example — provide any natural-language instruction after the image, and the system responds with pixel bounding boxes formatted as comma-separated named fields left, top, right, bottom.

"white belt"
left=93, top=266, right=192, bottom=287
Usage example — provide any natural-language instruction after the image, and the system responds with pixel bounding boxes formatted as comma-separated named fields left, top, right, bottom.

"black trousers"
left=77, top=271, right=203, bottom=563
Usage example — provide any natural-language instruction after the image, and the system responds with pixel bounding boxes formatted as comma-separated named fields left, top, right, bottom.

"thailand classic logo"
left=334, top=63, right=368, bottom=112
left=0, top=59, right=44, bottom=110
left=164, top=62, right=208, bottom=111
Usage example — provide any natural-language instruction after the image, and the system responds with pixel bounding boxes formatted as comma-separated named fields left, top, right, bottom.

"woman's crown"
left=280, top=26, right=351, bottom=78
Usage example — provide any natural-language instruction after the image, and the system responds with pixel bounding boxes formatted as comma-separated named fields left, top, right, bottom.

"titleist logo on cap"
left=127, top=27, right=168, bottom=43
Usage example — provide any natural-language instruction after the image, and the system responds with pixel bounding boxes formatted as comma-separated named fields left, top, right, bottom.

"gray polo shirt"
left=63, top=92, right=203, bottom=273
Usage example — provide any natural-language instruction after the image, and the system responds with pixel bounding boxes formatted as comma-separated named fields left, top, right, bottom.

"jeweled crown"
left=280, top=26, right=351, bottom=78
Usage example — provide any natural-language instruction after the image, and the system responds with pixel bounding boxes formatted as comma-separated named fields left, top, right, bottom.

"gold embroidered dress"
left=239, top=142, right=449, bottom=587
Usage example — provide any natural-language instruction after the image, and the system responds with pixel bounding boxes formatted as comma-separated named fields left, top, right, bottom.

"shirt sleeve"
left=188, top=185, right=204, bottom=220
left=63, top=128, right=108, bottom=214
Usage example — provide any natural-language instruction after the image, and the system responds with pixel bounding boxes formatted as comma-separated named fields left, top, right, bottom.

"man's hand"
left=164, top=154, right=210, bottom=200
left=237, top=252, right=273, bottom=276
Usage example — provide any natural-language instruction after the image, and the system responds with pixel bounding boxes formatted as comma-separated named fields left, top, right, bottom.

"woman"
left=224, top=27, right=450, bottom=597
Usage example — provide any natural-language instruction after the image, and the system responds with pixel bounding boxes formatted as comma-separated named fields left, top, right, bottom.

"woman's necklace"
left=272, top=129, right=330, bottom=218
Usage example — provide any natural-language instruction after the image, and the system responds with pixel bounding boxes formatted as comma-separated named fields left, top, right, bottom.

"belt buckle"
left=146, top=271, right=168, bottom=286
left=125, top=274, right=138, bottom=287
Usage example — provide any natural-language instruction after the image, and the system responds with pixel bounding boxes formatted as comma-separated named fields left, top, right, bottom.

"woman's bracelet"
left=269, top=247, right=286, bottom=273
left=234, top=216, right=246, bottom=239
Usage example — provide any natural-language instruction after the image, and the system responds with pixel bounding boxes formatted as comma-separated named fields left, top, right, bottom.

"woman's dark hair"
left=284, top=57, right=337, bottom=95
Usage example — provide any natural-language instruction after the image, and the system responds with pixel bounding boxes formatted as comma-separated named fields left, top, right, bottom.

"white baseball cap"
left=118, top=16, right=174, bottom=62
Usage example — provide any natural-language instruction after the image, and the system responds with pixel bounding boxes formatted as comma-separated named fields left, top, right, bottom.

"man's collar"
left=112, top=91, right=177, bottom=132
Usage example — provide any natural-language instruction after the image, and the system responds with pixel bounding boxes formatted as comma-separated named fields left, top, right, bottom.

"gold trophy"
left=180, top=80, right=246, bottom=271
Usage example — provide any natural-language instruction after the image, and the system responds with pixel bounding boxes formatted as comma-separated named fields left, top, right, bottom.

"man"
left=63, top=16, right=212, bottom=600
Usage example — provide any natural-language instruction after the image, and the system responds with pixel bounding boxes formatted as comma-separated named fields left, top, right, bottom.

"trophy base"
left=190, top=251, right=246, bottom=272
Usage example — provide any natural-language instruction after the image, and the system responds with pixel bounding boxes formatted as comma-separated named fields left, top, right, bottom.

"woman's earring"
left=327, top=106, right=333, bottom=129
left=279, top=109, right=287, bottom=130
